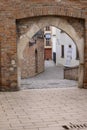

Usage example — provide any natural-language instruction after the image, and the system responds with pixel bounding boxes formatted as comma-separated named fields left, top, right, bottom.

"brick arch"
left=18, top=16, right=84, bottom=88
left=15, top=3, right=84, bottom=20
left=18, top=17, right=84, bottom=63
left=0, top=1, right=86, bottom=91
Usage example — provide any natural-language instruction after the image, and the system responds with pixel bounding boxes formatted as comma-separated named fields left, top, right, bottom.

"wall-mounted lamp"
left=29, top=39, right=36, bottom=47
left=45, top=33, right=51, bottom=40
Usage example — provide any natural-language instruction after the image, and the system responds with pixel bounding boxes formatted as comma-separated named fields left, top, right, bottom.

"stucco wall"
left=51, top=27, right=79, bottom=67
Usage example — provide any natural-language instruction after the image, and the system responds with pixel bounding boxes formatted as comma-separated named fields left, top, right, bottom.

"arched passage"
left=17, top=16, right=84, bottom=88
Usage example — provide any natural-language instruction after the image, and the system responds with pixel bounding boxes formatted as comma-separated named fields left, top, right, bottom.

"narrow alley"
left=21, top=60, right=78, bottom=89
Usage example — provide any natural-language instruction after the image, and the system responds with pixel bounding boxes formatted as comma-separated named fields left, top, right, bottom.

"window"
left=69, top=45, right=71, bottom=48
left=46, top=40, right=50, bottom=46
left=46, top=26, right=50, bottom=31
left=61, top=45, right=64, bottom=58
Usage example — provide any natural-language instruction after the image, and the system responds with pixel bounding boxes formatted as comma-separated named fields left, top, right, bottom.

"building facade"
left=51, top=27, right=79, bottom=67
left=44, top=26, right=52, bottom=60
left=0, top=0, right=87, bottom=90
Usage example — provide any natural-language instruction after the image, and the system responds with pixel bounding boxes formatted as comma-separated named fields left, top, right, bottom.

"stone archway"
left=0, top=0, right=86, bottom=91
left=17, top=16, right=84, bottom=88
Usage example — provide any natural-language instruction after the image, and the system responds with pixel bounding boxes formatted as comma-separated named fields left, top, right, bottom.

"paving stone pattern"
left=0, top=88, right=87, bottom=130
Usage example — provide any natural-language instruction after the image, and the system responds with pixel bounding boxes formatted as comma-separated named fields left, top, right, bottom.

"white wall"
left=51, top=27, right=79, bottom=67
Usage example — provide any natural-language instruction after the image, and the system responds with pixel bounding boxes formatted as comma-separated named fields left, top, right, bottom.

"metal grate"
left=62, top=123, right=87, bottom=129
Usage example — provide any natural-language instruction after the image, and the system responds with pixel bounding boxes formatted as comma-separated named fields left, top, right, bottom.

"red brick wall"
left=0, top=0, right=87, bottom=90
left=83, top=19, right=87, bottom=88
left=20, top=38, right=44, bottom=78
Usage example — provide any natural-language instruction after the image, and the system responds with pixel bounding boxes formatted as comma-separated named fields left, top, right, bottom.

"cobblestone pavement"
left=0, top=88, right=87, bottom=130
left=21, top=60, right=78, bottom=89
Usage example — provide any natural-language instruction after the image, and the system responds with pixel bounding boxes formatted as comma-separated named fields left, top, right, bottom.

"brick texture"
left=20, top=38, right=44, bottom=78
left=0, top=0, right=87, bottom=90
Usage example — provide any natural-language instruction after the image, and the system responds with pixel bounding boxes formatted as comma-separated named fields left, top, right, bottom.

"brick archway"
left=17, top=16, right=84, bottom=88
left=0, top=2, right=87, bottom=91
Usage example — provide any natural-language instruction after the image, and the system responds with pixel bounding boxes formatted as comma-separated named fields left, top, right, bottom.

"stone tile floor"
left=21, top=79, right=77, bottom=89
left=0, top=88, right=87, bottom=130
left=0, top=61, right=84, bottom=130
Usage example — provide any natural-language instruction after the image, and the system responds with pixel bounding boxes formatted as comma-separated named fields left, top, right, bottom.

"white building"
left=51, top=26, right=79, bottom=67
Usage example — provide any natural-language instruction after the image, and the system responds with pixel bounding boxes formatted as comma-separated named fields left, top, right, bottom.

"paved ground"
left=0, top=61, right=83, bottom=130
left=21, top=60, right=78, bottom=89
left=0, top=88, right=87, bottom=130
